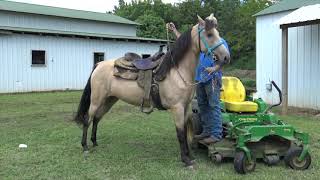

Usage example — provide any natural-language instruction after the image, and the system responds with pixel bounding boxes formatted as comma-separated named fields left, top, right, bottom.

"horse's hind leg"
left=82, top=119, right=90, bottom=152
left=91, top=117, right=100, bottom=147
left=91, top=96, right=118, bottom=146
left=82, top=95, right=104, bottom=152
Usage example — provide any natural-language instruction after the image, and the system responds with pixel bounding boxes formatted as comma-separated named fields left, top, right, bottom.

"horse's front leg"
left=172, top=104, right=194, bottom=168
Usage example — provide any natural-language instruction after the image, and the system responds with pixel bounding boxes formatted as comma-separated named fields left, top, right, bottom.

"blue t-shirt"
left=195, top=39, right=230, bottom=83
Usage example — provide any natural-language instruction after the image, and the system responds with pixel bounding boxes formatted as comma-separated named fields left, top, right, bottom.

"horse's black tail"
left=74, top=65, right=97, bottom=126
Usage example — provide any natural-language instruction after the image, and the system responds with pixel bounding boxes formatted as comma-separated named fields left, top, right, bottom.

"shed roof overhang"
left=254, top=0, right=320, bottom=17
left=277, top=4, right=320, bottom=29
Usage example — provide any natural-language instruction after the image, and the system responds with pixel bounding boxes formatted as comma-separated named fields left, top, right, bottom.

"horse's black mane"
left=155, top=29, right=192, bottom=81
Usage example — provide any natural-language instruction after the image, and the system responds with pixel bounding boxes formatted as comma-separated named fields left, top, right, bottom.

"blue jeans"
left=196, top=77, right=222, bottom=139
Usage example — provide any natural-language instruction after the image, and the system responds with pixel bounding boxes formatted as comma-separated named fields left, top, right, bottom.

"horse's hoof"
left=184, top=159, right=196, bottom=169
left=83, top=150, right=89, bottom=159
left=93, top=143, right=98, bottom=147
left=186, top=165, right=195, bottom=170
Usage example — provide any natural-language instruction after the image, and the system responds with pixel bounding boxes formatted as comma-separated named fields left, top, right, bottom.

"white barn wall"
left=0, top=34, right=161, bottom=93
left=0, top=11, right=137, bottom=36
left=256, top=11, right=320, bottom=110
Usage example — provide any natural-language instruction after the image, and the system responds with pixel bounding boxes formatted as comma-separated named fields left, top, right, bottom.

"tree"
left=113, top=0, right=275, bottom=69
left=230, top=0, right=271, bottom=59
left=135, top=13, right=166, bottom=39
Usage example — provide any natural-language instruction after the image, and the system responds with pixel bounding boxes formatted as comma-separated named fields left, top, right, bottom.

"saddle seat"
left=116, top=52, right=164, bottom=71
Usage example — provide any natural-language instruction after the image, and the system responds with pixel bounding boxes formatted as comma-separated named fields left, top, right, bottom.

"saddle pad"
left=124, top=52, right=141, bottom=61
left=132, top=59, right=161, bottom=70
left=114, top=58, right=136, bottom=70
left=113, top=66, right=138, bottom=80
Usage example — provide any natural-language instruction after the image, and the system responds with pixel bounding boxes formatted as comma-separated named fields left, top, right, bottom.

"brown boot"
left=202, top=136, right=220, bottom=144
left=194, top=133, right=210, bottom=141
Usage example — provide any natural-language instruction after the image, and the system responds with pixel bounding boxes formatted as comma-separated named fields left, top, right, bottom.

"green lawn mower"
left=186, top=76, right=311, bottom=174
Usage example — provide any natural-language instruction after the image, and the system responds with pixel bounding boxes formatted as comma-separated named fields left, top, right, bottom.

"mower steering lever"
left=264, top=81, right=282, bottom=113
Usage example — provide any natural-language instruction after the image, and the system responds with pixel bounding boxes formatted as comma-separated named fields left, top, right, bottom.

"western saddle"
left=113, top=46, right=166, bottom=114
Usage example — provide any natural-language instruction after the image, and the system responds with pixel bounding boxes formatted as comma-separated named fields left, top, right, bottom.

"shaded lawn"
left=0, top=91, right=319, bottom=180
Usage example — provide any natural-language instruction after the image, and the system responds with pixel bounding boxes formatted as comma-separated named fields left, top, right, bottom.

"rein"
left=165, top=26, right=224, bottom=86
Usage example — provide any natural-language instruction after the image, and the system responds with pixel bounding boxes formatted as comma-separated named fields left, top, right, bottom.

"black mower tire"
left=284, top=146, right=311, bottom=170
left=211, top=153, right=223, bottom=164
left=263, top=155, right=280, bottom=166
left=234, top=151, right=256, bottom=174
left=186, top=113, right=202, bottom=149
left=190, top=113, right=202, bottom=135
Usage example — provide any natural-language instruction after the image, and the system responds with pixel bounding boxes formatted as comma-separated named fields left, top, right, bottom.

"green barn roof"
left=255, top=0, right=320, bottom=16
left=0, top=0, right=139, bottom=25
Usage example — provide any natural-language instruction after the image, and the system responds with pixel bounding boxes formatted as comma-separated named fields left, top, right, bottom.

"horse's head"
left=195, top=13, right=230, bottom=66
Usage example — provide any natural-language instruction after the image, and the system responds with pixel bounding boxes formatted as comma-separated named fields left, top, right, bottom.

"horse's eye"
left=207, top=33, right=213, bottom=39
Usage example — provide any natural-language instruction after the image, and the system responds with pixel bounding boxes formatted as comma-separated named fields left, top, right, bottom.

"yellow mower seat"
left=221, top=76, right=258, bottom=112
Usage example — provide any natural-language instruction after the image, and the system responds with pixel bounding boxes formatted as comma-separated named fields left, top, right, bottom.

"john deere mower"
left=186, top=76, right=311, bottom=174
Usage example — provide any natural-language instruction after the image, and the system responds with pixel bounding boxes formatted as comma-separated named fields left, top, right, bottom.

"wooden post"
left=282, top=28, right=288, bottom=115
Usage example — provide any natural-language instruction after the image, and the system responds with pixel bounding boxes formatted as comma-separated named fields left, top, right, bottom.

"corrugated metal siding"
left=0, top=34, right=161, bottom=93
left=256, top=11, right=320, bottom=110
left=0, top=11, right=137, bottom=37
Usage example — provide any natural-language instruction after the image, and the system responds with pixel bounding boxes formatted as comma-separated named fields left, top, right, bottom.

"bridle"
left=165, top=25, right=225, bottom=86
left=198, top=26, right=224, bottom=57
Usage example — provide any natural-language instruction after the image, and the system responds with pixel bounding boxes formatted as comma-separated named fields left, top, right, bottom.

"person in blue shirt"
left=167, top=22, right=230, bottom=144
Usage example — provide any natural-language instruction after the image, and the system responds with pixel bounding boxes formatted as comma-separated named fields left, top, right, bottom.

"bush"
left=227, top=52, right=255, bottom=71
left=241, top=78, right=256, bottom=89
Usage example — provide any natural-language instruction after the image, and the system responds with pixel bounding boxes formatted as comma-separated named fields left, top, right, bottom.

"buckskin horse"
left=74, top=14, right=230, bottom=168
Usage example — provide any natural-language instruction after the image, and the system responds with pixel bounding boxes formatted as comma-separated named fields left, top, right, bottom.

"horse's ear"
left=197, top=15, right=205, bottom=27
left=209, top=13, right=214, bottom=19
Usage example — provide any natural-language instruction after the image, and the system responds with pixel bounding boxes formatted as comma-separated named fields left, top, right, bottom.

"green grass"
left=227, top=53, right=256, bottom=71
left=0, top=92, right=319, bottom=180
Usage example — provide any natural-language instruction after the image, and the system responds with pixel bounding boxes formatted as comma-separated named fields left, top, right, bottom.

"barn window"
left=32, top=50, right=46, bottom=65
left=142, top=54, right=151, bottom=59
left=94, top=52, right=104, bottom=64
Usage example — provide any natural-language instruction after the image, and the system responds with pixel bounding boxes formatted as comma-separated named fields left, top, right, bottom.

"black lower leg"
left=176, top=127, right=192, bottom=166
left=82, top=125, right=89, bottom=151
left=91, top=117, right=99, bottom=146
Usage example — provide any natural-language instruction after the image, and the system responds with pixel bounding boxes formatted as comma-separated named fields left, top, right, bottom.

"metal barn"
left=0, top=1, right=166, bottom=93
left=255, top=0, right=320, bottom=110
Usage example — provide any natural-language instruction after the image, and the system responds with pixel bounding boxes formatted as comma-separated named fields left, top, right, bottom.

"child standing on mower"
left=167, top=22, right=230, bottom=144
